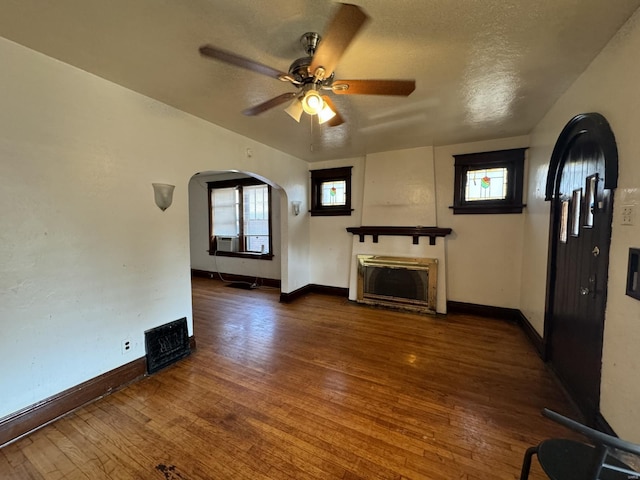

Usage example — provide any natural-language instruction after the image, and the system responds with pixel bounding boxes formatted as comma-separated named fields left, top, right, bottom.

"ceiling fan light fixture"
left=200, top=3, right=416, bottom=130
left=285, top=98, right=303, bottom=122
left=317, top=101, right=337, bottom=124
left=301, top=90, right=323, bottom=115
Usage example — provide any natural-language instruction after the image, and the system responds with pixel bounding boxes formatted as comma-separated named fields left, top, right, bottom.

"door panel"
left=548, top=133, right=613, bottom=423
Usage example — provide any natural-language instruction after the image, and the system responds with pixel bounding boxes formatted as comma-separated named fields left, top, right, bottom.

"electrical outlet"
left=121, top=339, right=132, bottom=354
left=622, top=205, right=634, bottom=225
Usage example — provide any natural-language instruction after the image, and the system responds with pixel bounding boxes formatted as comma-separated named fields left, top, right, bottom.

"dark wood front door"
left=545, top=114, right=618, bottom=425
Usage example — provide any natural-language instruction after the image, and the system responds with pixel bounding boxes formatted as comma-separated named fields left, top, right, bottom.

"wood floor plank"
left=1, top=439, right=48, bottom=480
left=21, top=433, right=89, bottom=480
left=52, top=419, right=135, bottom=480
left=0, top=445, right=44, bottom=480
left=0, top=277, right=579, bottom=479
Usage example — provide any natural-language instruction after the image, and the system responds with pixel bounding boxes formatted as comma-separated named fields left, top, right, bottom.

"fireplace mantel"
left=346, top=226, right=453, bottom=245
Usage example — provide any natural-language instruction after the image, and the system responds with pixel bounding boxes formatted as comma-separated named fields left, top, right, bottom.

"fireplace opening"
left=365, top=267, right=427, bottom=302
left=357, top=255, right=437, bottom=314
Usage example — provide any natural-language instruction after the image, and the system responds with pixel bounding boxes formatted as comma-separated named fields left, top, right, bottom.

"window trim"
left=309, top=166, right=353, bottom=216
left=207, top=178, right=273, bottom=260
left=451, top=148, right=527, bottom=214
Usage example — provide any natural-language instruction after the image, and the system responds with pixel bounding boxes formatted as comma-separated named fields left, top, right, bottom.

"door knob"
left=580, top=287, right=590, bottom=295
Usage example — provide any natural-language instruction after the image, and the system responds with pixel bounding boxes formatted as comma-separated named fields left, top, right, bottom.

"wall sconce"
left=291, top=200, right=302, bottom=216
left=152, top=183, right=175, bottom=211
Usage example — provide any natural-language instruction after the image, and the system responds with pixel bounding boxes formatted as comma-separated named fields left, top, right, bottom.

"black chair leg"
left=520, top=446, right=539, bottom=480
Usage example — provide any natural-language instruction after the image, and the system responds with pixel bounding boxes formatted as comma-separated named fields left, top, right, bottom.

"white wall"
left=0, top=37, right=309, bottom=419
left=309, top=157, right=365, bottom=288
left=309, top=141, right=534, bottom=314
left=349, top=146, right=450, bottom=313
left=188, top=172, right=282, bottom=281
left=434, top=136, right=530, bottom=308
left=362, top=147, right=437, bottom=226
left=521, top=9, right=640, bottom=440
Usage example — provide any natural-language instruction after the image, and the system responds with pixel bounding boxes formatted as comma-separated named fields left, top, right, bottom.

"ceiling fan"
left=199, top=3, right=416, bottom=127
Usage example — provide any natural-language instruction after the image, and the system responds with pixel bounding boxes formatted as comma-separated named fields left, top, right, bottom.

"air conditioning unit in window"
left=216, top=236, right=238, bottom=252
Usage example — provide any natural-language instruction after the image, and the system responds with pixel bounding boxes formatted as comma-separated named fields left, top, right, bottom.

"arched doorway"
left=544, top=113, right=618, bottom=425
left=188, top=170, right=284, bottom=289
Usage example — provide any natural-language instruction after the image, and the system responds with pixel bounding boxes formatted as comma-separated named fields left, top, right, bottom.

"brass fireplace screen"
left=357, top=255, right=438, bottom=314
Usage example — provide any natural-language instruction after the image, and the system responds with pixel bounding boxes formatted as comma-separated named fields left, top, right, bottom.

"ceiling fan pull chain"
left=310, top=114, right=315, bottom=152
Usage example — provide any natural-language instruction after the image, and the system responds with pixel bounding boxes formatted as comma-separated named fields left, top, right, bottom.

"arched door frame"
left=543, top=112, right=618, bottom=365
left=545, top=113, right=618, bottom=201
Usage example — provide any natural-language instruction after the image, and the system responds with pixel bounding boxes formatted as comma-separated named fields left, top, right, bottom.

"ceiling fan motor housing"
left=288, top=32, right=335, bottom=88
left=288, top=57, right=335, bottom=88
left=288, top=56, right=312, bottom=83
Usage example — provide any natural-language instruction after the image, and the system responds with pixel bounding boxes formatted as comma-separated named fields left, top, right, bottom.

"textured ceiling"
left=1, top=0, right=638, bottom=161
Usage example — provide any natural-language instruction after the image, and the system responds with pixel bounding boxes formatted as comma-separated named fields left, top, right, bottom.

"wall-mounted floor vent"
left=145, top=317, right=190, bottom=374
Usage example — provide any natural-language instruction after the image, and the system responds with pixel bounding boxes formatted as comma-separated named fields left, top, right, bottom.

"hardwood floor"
left=0, top=277, right=577, bottom=479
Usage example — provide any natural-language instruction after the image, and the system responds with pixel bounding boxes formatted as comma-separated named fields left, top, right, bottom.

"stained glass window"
left=464, top=168, right=508, bottom=201
left=310, top=166, right=352, bottom=216
left=321, top=180, right=347, bottom=206
left=452, top=148, right=526, bottom=214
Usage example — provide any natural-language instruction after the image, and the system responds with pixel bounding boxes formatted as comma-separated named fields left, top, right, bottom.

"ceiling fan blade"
left=199, top=44, right=289, bottom=81
left=332, top=79, right=416, bottom=96
left=322, top=96, right=345, bottom=127
left=309, top=3, right=369, bottom=79
left=242, top=92, right=297, bottom=116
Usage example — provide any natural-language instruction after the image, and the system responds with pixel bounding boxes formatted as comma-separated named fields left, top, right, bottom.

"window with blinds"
left=208, top=179, right=273, bottom=258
